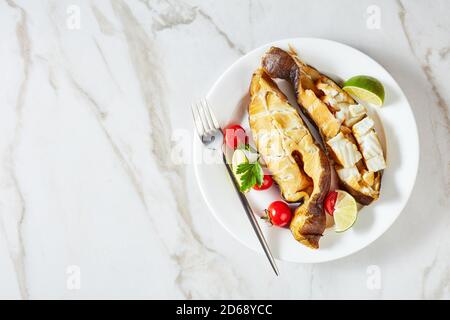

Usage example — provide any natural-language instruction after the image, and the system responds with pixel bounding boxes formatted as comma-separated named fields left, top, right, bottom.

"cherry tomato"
left=223, top=124, right=247, bottom=150
left=324, top=191, right=338, bottom=215
left=264, top=201, right=292, bottom=227
left=253, top=175, right=273, bottom=191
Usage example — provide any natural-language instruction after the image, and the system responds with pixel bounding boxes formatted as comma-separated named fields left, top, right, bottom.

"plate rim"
left=193, top=37, right=420, bottom=263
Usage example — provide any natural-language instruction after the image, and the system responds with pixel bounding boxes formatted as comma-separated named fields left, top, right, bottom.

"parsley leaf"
left=254, top=164, right=263, bottom=186
left=236, top=163, right=253, bottom=174
left=237, top=161, right=264, bottom=192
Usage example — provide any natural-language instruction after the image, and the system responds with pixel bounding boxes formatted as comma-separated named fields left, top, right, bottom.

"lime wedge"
left=231, top=149, right=248, bottom=189
left=333, top=190, right=358, bottom=232
left=343, top=75, right=385, bottom=106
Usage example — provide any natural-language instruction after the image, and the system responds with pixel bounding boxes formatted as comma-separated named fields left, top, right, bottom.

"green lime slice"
left=343, top=75, right=385, bottom=106
left=334, top=190, right=358, bottom=233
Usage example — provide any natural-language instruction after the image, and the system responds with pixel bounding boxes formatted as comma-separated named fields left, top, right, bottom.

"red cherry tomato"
left=264, top=201, right=292, bottom=227
left=253, top=175, right=273, bottom=191
left=324, top=191, right=338, bottom=215
left=223, top=124, right=247, bottom=150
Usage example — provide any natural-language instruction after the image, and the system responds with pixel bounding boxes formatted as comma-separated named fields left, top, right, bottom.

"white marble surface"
left=0, top=0, right=448, bottom=299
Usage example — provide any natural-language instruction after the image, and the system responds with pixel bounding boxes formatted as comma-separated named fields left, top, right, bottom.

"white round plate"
left=193, top=38, right=419, bottom=263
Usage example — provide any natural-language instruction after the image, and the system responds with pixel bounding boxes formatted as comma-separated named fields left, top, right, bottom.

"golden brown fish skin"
left=262, top=46, right=380, bottom=205
left=248, top=69, right=330, bottom=249
left=291, top=146, right=330, bottom=249
left=262, top=46, right=321, bottom=98
left=249, top=71, right=313, bottom=202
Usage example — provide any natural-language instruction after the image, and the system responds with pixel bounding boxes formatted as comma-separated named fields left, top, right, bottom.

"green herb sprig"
left=236, top=161, right=263, bottom=192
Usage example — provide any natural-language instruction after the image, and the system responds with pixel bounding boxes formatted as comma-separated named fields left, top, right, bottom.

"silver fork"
left=191, top=98, right=279, bottom=276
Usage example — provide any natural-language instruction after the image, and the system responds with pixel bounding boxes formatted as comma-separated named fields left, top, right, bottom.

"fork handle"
left=222, top=153, right=279, bottom=276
